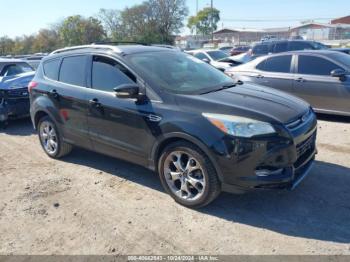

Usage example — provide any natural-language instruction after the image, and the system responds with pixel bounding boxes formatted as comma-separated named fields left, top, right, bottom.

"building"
left=213, top=27, right=290, bottom=45
left=290, top=22, right=350, bottom=40
left=331, top=15, right=350, bottom=25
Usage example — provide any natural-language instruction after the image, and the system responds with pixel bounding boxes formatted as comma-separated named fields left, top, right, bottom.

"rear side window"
left=43, top=59, right=61, bottom=81
left=298, top=55, right=343, bottom=76
left=59, top=56, right=87, bottom=86
left=256, top=55, right=292, bottom=73
left=92, top=56, right=135, bottom=92
left=253, top=44, right=269, bottom=55
left=288, top=41, right=313, bottom=51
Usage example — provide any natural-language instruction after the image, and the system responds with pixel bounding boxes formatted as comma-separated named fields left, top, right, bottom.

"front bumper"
left=214, top=111, right=318, bottom=193
left=0, top=89, right=30, bottom=122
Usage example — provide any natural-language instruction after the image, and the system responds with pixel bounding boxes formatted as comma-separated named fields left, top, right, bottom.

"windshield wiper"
left=201, top=83, right=236, bottom=95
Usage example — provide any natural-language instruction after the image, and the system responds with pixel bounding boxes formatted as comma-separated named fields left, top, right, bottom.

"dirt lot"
left=0, top=115, right=349, bottom=255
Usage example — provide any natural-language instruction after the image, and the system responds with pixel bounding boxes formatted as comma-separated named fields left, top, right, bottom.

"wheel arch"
left=151, top=132, right=224, bottom=182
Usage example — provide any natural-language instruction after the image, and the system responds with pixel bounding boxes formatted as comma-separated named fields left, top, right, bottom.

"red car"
left=230, top=46, right=250, bottom=56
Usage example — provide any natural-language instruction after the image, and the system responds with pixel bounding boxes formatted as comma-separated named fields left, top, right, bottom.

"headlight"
left=202, top=113, right=276, bottom=138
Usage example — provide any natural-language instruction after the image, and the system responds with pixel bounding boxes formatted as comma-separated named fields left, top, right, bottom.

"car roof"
left=0, top=58, right=27, bottom=64
left=254, top=40, right=317, bottom=45
left=276, top=50, right=344, bottom=56
left=48, top=44, right=176, bottom=58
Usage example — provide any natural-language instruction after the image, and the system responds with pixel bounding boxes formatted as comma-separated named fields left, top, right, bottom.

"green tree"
left=187, top=7, right=220, bottom=36
left=58, top=15, right=106, bottom=46
left=97, top=9, right=124, bottom=41
left=11, top=35, right=36, bottom=55
left=0, top=36, right=14, bottom=56
left=148, top=0, right=188, bottom=43
left=32, top=29, right=60, bottom=53
left=119, top=0, right=188, bottom=44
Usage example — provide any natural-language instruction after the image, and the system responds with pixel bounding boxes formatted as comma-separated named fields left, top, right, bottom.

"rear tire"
left=158, top=141, right=221, bottom=208
left=37, top=116, right=72, bottom=158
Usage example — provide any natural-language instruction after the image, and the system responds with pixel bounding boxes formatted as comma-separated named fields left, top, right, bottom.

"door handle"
left=49, top=89, right=59, bottom=99
left=295, top=77, right=306, bottom=83
left=89, top=98, right=102, bottom=108
left=256, top=75, right=264, bottom=79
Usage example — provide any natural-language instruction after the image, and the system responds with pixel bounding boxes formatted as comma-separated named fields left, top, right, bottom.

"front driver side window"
left=92, top=56, right=136, bottom=92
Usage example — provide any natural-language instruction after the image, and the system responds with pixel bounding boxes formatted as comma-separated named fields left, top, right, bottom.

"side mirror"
left=331, top=69, right=347, bottom=78
left=202, top=58, right=210, bottom=63
left=113, top=84, right=140, bottom=99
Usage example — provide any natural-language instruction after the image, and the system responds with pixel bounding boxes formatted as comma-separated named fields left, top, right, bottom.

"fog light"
left=0, top=114, right=8, bottom=122
left=255, top=168, right=284, bottom=177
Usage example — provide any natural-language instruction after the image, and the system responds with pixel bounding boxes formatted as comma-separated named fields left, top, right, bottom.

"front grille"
left=4, top=87, right=29, bottom=98
left=296, top=133, right=316, bottom=158
left=286, top=109, right=313, bottom=130
left=294, top=132, right=316, bottom=168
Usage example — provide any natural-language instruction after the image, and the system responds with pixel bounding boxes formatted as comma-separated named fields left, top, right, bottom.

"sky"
left=0, top=0, right=349, bottom=38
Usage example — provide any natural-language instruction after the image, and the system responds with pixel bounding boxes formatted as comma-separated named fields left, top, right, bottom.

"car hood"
left=177, top=83, right=310, bottom=124
left=0, top=71, right=35, bottom=90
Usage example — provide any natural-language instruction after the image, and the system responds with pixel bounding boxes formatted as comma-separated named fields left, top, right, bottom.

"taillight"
left=28, top=81, right=38, bottom=92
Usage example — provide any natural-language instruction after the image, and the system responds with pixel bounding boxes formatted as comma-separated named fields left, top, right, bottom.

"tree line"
left=0, top=0, right=188, bottom=56
left=0, top=0, right=220, bottom=56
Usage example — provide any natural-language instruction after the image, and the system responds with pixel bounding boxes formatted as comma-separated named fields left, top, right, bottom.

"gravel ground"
left=0, top=115, right=349, bottom=255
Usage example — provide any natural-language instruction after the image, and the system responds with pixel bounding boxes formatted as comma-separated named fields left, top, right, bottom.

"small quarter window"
left=43, top=59, right=61, bottom=81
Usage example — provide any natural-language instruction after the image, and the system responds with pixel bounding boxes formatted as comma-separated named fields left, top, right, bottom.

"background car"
left=261, top=35, right=278, bottom=42
left=23, top=55, right=46, bottom=69
left=230, top=45, right=251, bottom=56
left=186, top=49, right=242, bottom=71
left=218, top=46, right=233, bottom=55
left=226, top=50, right=350, bottom=116
left=251, top=40, right=328, bottom=58
left=332, top=47, right=350, bottom=55
left=0, top=59, right=35, bottom=125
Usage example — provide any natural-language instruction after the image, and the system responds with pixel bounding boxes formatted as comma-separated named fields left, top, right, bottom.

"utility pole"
left=211, top=0, right=214, bottom=43
left=196, top=0, right=199, bottom=36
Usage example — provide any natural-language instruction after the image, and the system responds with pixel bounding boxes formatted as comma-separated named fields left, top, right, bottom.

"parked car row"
left=226, top=50, right=350, bottom=117
left=186, top=49, right=243, bottom=71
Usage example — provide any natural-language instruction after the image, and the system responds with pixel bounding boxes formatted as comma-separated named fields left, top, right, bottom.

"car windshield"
left=127, top=51, right=234, bottom=94
left=330, top=52, right=350, bottom=68
left=206, top=50, right=228, bottom=61
left=0, top=62, right=34, bottom=77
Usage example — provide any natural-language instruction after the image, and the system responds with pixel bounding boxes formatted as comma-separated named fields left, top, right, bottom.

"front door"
left=85, top=55, right=159, bottom=165
left=253, top=54, right=294, bottom=94
left=293, top=55, right=350, bottom=114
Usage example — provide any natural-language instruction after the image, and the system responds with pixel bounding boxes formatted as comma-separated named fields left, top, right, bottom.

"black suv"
left=251, top=40, right=328, bottom=58
left=29, top=44, right=317, bottom=208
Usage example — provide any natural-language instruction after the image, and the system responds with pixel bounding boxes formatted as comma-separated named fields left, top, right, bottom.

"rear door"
left=293, top=54, right=350, bottom=113
left=43, top=55, right=92, bottom=148
left=85, top=55, right=157, bottom=165
left=252, top=55, right=294, bottom=93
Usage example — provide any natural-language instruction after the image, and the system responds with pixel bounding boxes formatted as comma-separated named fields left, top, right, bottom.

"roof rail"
left=92, top=41, right=148, bottom=46
left=50, top=44, right=122, bottom=55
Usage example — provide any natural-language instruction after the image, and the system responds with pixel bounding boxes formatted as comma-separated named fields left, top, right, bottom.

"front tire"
left=38, top=116, right=72, bottom=158
left=158, top=141, right=221, bottom=208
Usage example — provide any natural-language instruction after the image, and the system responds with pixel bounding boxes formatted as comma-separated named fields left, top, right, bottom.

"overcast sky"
left=0, top=0, right=349, bottom=38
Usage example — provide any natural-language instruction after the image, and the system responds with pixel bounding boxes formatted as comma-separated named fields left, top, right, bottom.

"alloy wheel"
left=39, top=121, right=58, bottom=155
left=163, top=151, right=206, bottom=201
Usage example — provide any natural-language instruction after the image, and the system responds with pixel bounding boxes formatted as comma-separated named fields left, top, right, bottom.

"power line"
left=221, top=17, right=336, bottom=22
